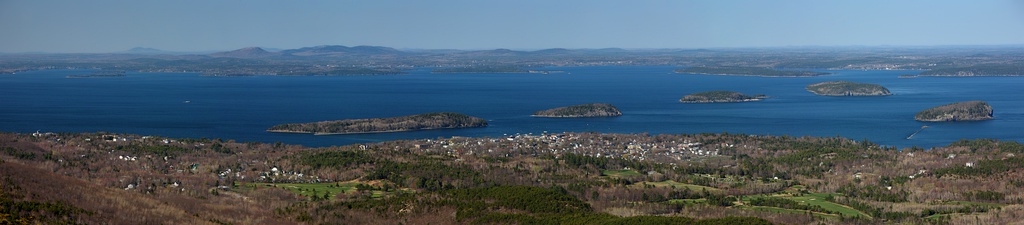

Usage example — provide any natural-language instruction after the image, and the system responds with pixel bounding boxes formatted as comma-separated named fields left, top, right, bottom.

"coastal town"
left=407, top=132, right=721, bottom=164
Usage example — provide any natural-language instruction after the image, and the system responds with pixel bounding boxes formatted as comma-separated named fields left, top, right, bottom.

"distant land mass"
left=120, top=47, right=170, bottom=55
left=279, top=45, right=403, bottom=57
left=532, top=103, right=622, bottom=118
left=431, top=67, right=529, bottom=74
left=805, top=81, right=892, bottom=96
left=674, top=67, right=829, bottom=77
left=209, top=47, right=279, bottom=58
left=267, top=112, right=488, bottom=135
left=920, top=64, right=1024, bottom=76
left=915, top=101, right=993, bottom=122
left=8, top=44, right=1024, bottom=78
left=118, top=47, right=211, bottom=55
left=65, top=70, right=126, bottom=78
left=680, top=91, right=767, bottom=103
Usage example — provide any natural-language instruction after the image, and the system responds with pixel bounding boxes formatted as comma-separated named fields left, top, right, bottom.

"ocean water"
left=1, top=66, right=1022, bottom=149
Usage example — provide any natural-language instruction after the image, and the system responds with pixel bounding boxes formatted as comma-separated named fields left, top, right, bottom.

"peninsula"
left=674, top=67, right=829, bottom=77
left=532, top=103, right=622, bottom=118
left=267, top=112, right=488, bottom=135
left=914, top=101, right=993, bottom=122
left=680, top=91, right=767, bottom=103
left=805, top=81, right=892, bottom=96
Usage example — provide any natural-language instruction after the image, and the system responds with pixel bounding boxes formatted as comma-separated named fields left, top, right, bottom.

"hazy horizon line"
left=4, top=43, right=1024, bottom=55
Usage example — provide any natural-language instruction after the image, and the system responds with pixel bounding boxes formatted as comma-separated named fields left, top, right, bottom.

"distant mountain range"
left=209, top=47, right=279, bottom=58
left=280, top=45, right=403, bottom=57
left=7, top=45, right=1024, bottom=77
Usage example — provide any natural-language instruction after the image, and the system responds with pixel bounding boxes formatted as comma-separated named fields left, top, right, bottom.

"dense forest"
left=4, top=131, right=1024, bottom=224
left=267, top=112, right=488, bottom=135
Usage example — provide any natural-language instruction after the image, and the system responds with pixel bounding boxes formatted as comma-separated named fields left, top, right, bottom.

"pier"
left=906, top=126, right=929, bottom=140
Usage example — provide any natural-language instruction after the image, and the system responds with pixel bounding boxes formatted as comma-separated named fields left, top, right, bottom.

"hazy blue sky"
left=2, top=0, right=1024, bottom=53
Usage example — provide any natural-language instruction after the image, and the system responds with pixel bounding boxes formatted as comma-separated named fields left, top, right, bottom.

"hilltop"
left=209, top=47, right=279, bottom=58
left=279, top=45, right=404, bottom=57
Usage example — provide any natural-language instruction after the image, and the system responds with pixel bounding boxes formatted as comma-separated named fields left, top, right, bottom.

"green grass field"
left=922, top=200, right=1007, bottom=220
left=666, top=198, right=707, bottom=205
left=601, top=169, right=642, bottom=177
left=785, top=193, right=870, bottom=218
left=242, top=181, right=396, bottom=199
left=736, top=192, right=869, bottom=218
left=634, top=180, right=724, bottom=194
left=736, top=205, right=839, bottom=219
left=942, top=200, right=1007, bottom=208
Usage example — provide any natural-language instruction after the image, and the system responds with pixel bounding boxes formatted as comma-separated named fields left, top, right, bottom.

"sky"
left=2, top=0, right=1024, bottom=53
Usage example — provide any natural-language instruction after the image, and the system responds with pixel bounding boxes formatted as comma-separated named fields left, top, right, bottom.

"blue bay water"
left=1, top=66, right=1022, bottom=149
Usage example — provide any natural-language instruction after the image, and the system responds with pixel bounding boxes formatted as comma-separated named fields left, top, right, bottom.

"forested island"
left=267, top=112, right=488, bottom=135
left=680, top=91, right=767, bottom=103
left=915, top=101, right=994, bottom=122
left=805, top=81, right=892, bottom=96
left=674, top=67, right=829, bottom=77
left=532, top=103, right=622, bottom=118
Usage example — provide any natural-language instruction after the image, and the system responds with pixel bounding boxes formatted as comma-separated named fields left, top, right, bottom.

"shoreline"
left=676, top=72, right=829, bottom=78
left=267, top=126, right=486, bottom=135
left=679, top=99, right=764, bottom=103
left=530, top=114, right=621, bottom=118
left=807, top=92, right=892, bottom=97
left=914, top=117, right=993, bottom=122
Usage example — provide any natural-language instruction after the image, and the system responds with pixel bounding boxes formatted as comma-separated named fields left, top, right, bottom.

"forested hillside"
left=3, top=132, right=1024, bottom=224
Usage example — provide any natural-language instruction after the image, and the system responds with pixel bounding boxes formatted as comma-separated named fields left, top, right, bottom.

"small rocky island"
left=915, top=101, right=993, bottom=122
left=267, top=112, right=488, bottom=135
left=532, top=103, right=622, bottom=118
left=805, top=81, right=892, bottom=96
left=680, top=91, right=767, bottom=103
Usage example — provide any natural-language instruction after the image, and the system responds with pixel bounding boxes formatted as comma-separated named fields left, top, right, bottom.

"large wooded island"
left=805, top=81, right=892, bottom=96
left=267, top=112, right=488, bottom=135
left=532, top=103, right=622, bottom=118
left=680, top=91, right=766, bottom=103
left=915, top=101, right=993, bottom=122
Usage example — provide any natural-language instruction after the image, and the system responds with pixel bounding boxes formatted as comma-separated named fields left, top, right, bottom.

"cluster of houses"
left=405, top=132, right=724, bottom=164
